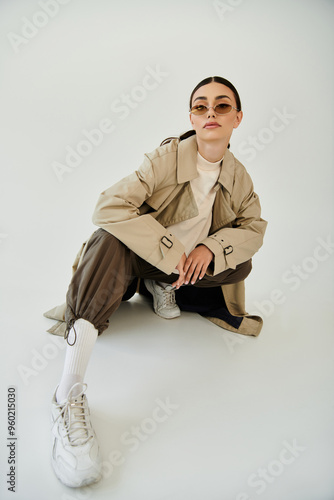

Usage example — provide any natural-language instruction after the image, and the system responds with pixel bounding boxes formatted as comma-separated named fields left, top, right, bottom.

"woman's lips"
left=204, top=123, right=220, bottom=128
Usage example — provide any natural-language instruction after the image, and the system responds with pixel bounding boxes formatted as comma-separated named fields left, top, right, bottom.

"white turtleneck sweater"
left=167, top=151, right=223, bottom=257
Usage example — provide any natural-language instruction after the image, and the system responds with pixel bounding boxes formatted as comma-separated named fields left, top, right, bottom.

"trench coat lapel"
left=176, top=134, right=198, bottom=183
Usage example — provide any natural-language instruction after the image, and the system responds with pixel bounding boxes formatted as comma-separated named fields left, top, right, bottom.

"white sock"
left=56, top=318, right=98, bottom=403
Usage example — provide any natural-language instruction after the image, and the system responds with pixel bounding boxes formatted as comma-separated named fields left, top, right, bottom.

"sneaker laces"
left=160, top=285, right=177, bottom=310
left=55, top=383, right=93, bottom=446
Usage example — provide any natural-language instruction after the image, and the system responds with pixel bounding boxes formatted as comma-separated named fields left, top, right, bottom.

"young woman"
left=47, top=76, right=267, bottom=487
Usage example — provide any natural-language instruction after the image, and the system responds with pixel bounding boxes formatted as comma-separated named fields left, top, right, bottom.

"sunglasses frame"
left=189, top=104, right=240, bottom=116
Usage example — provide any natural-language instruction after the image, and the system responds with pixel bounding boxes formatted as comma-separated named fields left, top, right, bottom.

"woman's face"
left=189, top=81, right=243, bottom=144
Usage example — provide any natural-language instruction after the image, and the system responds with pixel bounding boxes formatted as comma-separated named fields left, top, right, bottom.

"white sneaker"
left=144, top=280, right=181, bottom=319
left=51, top=382, right=102, bottom=488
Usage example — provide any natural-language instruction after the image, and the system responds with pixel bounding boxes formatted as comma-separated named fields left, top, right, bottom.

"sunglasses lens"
left=191, top=104, right=234, bottom=115
left=191, top=105, right=207, bottom=115
left=215, top=103, right=232, bottom=114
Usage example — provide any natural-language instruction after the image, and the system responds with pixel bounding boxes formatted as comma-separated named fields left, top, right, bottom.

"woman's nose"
left=207, top=106, right=216, bottom=117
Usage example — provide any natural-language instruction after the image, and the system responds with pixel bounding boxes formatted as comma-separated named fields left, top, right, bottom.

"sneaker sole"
left=51, top=454, right=102, bottom=488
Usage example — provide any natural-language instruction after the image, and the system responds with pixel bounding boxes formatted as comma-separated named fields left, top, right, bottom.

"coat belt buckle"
left=161, top=235, right=173, bottom=249
left=224, top=245, right=233, bottom=255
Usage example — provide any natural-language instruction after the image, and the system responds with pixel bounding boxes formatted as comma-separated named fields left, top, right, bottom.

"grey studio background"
left=0, top=0, right=333, bottom=499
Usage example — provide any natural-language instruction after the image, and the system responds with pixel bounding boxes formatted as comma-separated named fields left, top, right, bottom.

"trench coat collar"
left=176, top=134, right=235, bottom=195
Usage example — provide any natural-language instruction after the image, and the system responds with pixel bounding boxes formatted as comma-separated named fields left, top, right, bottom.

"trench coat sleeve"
left=201, top=169, right=267, bottom=275
left=92, top=155, right=185, bottom=274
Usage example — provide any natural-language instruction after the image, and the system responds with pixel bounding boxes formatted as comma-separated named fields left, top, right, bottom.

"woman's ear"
left=233, top=110, right=243, bottom=129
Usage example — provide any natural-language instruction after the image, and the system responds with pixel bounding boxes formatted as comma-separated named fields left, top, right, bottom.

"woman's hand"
left=171, top=253, right=187, bottom=289
left=184, top=245, right=213, bottom=284
left=171, top=245, right=213, bottom=289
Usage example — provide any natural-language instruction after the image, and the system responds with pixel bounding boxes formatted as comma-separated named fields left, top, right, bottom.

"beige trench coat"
left=44, top=134, right=267, bottom=337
